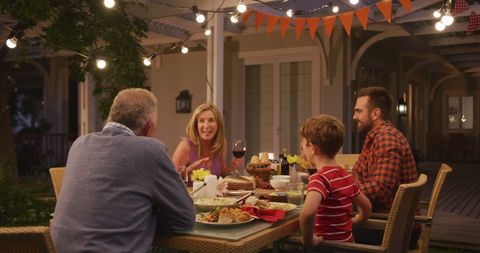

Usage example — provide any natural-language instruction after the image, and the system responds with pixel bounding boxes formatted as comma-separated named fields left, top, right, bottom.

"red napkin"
left=241, top=205, right=286, bottom=222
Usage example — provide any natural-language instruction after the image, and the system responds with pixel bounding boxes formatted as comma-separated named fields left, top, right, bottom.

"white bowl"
left=270, top=179, right=290, bottom=191
left=272, top=175, right=290, bottom=181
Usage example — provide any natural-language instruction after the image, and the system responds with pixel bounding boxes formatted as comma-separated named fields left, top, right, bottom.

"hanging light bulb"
left=435, top=21, right=446, bottom=31
left=286, top=9, right=294, bottom=17
left=103, top=0, right=115, bottom=8
left=96, top=59, right=107, bottom=69
left=6, top=37, right=17, bottom=49
left=433, top=10, right=442, bottom=18
left=332, top=5, right=339, bottom=13
left=143, top=57, right=152, bottom=66
left=196, top=13, right=206, bottom=23
left=204, top=27, right=212, bottom=36
left=349, top=0, right=359, bottom=5
left=181, top=45, right=189, bottom=54
left=441, top=11, right=454, bottom=26
left=230, top=14, right=239, bottom=23
left=237, top=1, right=247, bottom=13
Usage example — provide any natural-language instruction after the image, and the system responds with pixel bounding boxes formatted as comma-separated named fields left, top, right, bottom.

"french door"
left=243, top=58, right=315, bottom=159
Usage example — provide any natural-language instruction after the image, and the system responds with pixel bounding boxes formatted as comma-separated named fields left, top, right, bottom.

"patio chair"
left=335, top=154, right=360, bottom=170
left=283, top=174, right=428, bottom=253
left=368, top=164, right=453, bottom=253
left=0, top=226, right=55, bottom=253
left=49, top=167, right=65, bottom=199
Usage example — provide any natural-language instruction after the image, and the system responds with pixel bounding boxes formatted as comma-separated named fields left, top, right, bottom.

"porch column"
left=212, top=13, right=224, bottom=112
left=79, top=74, right=99, bottom=135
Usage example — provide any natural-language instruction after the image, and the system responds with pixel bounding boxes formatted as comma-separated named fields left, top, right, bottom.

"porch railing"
left=14, top=133, right=78, bottom=176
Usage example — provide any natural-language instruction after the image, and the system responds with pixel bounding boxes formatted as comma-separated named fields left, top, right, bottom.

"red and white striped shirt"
left=307, top=166, right=360, bottom=242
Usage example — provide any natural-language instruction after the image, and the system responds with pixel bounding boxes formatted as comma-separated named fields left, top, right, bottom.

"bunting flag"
left=339, top=12, right=354, bottom=35
left=307, top=17, right=320, bottom=40
left=467, top=11, right=480, bottom=35
left=323, top=16, right=336, bottom=38
left=267, top=15, right=280, bottom=35
left=399, top=0, right=412, bottom=13
left=355, top=6, right=370, bottom=30
left=376, top=0, right=392, bottom=23
left=241, top=9, right=254, bottom=25
left=452, top=0, right=470, bottom=16
left=255, top=12, right=266, bottom=31
left=295, top=18, right=306, bottom=40
left=280, top=17, right=291, bottom=38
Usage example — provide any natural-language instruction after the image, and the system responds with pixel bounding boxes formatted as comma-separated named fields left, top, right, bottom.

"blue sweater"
left=51, top=127, right=195, bottom=253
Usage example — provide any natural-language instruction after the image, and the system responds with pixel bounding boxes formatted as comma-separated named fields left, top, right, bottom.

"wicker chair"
left=284, top=174, right=428, bottom=253
left=49, top=167, right=65, bottom=199
left=335, top=154, right=360, bottom=170
left=0, top=226, right=55, bottom=253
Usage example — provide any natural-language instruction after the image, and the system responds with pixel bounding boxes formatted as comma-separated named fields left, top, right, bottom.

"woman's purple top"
left=187, top=139, right=222, bottom=176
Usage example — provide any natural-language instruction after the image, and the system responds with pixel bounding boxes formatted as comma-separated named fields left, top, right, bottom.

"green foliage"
left=1, top=0, right=149, bottom=119
left=0, top=175, right=54, bottom=226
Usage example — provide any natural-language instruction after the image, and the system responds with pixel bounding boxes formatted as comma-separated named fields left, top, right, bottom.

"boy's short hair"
left=299, top=114, right=345, bottom=159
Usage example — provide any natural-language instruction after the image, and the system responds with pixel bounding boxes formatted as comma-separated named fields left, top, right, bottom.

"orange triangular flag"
left=267, top=15, right=280, bottom=35
left=376, top=0, right=392, bottom=23
left=307, top=17, right=320, bottom=40
left=399, top=0, right=412, bottom=12
left=355, top=7, right=370, bottom=30
left=280, top=17, right=291, bottom=38
left=323, top=16, right=336, bottom=38
left=339, top=12, right=354, bottom=36
left=295, top=18, right=306, bottom=40
left=241, top=9, right=254, bottom=25
left=255, top=12, right=266, bottom=31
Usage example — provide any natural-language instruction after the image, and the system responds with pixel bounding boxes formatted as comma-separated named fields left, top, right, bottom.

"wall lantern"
left=176, top=90, right=192, bottom=113
left=397, top=95, right=407, bottom=116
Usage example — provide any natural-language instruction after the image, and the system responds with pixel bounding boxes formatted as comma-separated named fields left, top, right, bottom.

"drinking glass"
left=232, top=139, right=246, bottom=158
left=287, top=183, right=304, bottom=206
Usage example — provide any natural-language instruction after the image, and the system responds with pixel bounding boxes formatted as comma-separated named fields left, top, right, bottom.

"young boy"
left=299, top=114, right=371, bottom=248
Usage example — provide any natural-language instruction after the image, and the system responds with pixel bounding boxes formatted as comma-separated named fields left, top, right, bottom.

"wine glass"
left=232, top=139, right=246, bottom=176
left=232, top=139, right=246, bottom=159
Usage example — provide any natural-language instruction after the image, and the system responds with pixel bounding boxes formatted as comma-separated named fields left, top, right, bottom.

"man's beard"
left=355, top=117, right=374, bottom=134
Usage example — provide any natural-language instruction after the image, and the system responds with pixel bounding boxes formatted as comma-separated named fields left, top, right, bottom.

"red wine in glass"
left=232, top=139, right=246, bottom=158
left=232, top=150, right=245, bottom=158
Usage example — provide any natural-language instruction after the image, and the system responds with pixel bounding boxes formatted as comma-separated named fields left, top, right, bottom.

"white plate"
left=196, top=214, right=255, bottom=226
left=194, top=197, right=239, bottom=212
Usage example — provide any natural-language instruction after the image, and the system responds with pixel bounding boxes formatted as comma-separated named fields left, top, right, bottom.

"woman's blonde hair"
left=186, top=103, right=225, bottom=156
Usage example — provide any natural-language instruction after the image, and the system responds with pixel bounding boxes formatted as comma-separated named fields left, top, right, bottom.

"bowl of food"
left=269, top=179, right=290, bottom=192
left=272, top=175, right=290, bottom=181
left=194, top=197, right=239, bottom=212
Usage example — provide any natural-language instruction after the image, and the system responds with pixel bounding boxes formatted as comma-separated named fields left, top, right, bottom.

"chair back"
left=426, top=163, right=452, bottom=218
left=382, top=174, right=427, bottom=253
left=0, top=226, right=55, bottom=253
left=335, top=154, right=360, bottom=169
left=49, top=167, right=65, bottom=199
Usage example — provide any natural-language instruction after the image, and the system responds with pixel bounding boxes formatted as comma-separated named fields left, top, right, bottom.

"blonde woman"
left=172, top=103, right=240, bottom=179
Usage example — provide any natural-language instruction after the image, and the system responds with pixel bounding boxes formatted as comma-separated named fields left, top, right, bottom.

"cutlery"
left=236, top=191, right=255, bottom=204
left=189, top=182, right=207, bottom=196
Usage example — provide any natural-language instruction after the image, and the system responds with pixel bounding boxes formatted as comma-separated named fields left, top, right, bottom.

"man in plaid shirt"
left=351, top=87, right=419, bottom=249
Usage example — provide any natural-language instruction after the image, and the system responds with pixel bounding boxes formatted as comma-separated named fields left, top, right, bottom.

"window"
left=448, top=96, right=473, bottom=130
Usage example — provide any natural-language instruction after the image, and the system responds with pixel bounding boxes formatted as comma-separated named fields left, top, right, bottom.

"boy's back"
left=307, top=166, right=359, bottom=242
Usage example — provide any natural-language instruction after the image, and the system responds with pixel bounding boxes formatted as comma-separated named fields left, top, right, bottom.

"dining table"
left=153, top=188, right=301, bottom=253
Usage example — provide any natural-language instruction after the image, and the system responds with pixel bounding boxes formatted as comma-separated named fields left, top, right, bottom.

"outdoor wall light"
left=398, top=97, right=407, bottom=116
left=176, top=90, right=192, bottom=113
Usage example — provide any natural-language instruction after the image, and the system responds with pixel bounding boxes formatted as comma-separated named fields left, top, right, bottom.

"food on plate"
left=267, top=202, right=297, bottom=212
left=224, top=176, right=255, bottom=190
left=194, top=197, right=237, bottom=206
left=197, top=207, right=252, bottom=224
left=244, top=196, right=270, bottom=209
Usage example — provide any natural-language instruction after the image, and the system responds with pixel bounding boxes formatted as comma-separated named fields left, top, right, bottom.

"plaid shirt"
left=352, top=122, right=417, bottom=213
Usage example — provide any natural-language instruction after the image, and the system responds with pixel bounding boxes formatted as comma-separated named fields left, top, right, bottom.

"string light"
left=349, top=0, right=359, bottom=5
left=96, top=59, right=107, bottom=69
left=6, top=37, right=17, bottom=49
left=441, top=11, right=454, bottom=26
left=433, top=10, right=442, bottom=18
left=230, top=14, right=239, bottom=23
left=332, top=5, right=339, bottom=13
left=192, top=6, right=206, bottom=24
left=236, top=1, right=247, bottom=13
left=103, top=0, right=115, bottom=9
left=204, top=27, right=212, bottom=36
left=142, top=53, right=156, bottom=66
left=435, top=21, right=446, bottom=31
left=286, top=9, right=294, bottom=17
left=181, top=45, right=189, bottom=54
